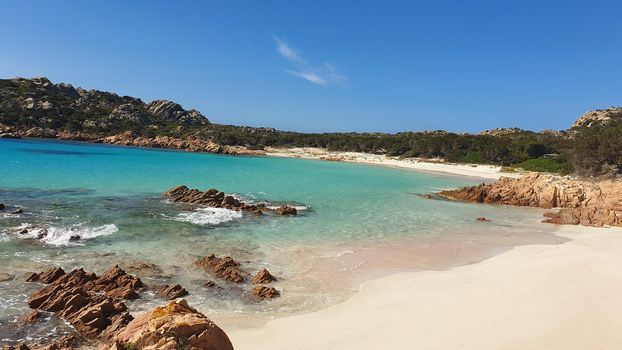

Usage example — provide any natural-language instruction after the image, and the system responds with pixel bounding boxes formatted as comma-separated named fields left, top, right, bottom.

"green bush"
left=515, top=157, right=572, bottom=175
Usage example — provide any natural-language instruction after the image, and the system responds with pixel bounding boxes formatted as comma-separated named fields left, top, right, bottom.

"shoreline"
left=265, top=147, right=522, bottom=180
left=228, top=224, right=622, bottom=350
left=0, top=137, right=521, bottom=180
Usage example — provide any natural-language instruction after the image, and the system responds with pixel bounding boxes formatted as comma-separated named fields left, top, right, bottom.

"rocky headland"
left=438, top=173, right=622, bottom=227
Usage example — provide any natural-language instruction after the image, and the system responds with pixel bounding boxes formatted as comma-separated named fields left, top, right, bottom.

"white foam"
left=172, top=207, right=242, bottom=226
left=15, top=223, right=118, bottom=246
left=266, top=205, right=309, bottom=211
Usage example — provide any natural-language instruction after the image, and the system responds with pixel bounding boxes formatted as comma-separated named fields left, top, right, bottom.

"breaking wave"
left=171, top=207, right=242, bottom=226
left=14, top=223, right=118, bottom=246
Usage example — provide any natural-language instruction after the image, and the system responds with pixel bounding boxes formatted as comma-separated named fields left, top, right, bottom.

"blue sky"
left=1, top=1, right=621, bottom=133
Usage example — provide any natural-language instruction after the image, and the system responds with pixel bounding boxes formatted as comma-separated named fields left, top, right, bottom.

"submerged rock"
left=16, top=310, right=44, bottom=326
left=252, top=269, right=277, bottom=284
left=476, top=217, right=491, bottom=222
left=112, top=299, right=234, bottom=350
left=195, top=254, right=247, bottom=283
left=0, top=272, right=13, bottom=282
left=250, top=285, right=280, bottom=301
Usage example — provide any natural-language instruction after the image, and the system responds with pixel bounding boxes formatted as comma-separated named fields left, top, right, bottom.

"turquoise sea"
left=0, top=138, right=562, bottom=341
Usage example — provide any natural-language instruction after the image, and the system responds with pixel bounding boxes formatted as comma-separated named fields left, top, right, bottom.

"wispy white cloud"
left=273, top=35, right=348, bottom=86
left=287, top=70, right=328, bottom=85
left=274, top=36, right=304, bottom=64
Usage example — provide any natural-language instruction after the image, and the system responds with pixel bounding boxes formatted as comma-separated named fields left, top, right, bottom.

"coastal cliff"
left=439, top=173, right=622, bottom=227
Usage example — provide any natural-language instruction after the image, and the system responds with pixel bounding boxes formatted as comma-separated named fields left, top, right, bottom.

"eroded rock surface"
left=26, top=265, right=143, bottom=339
left=112, top=299, right=234, bottom=350
left=252, top=269, right=277, bottom=284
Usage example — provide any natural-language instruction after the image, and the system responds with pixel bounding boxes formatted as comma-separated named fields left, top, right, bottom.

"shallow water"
left=0, top=138, right=563, bottom=341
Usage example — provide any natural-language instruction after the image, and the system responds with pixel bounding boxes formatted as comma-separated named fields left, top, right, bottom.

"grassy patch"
left=515, top=157, right=572, bottom=175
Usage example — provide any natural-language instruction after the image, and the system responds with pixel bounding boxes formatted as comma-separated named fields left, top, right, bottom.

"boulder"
left=112, top=299, right=233, bottom=350
left=252, top=269, right=277, bottom=284
left=250, top=285, right=280, bottom=301
left=195, top=254, right=246, bottom=283
left=155, top=284, right=189, bottom=300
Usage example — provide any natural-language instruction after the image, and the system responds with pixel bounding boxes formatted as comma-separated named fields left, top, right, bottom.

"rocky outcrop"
left=26, top=265, right=144, bottom=339
left=573, top=107, right=622, bottom=128
left=439, top=173, right=622, bottom=227
left=26, top=267, right=66, bottom=283
left=273, top=205, right=297, bottom=215
left=479, top=127, right=526, bottom=136
left=147, top=99, right=208, bottom=126
left=0, top=77, right=209, bottom=130
left=155, top=284, right=189, bottom=300
left=250, top=286, right=280, bottom=301
left=195, top=254, right=247, bottom=283
left=163, top=185, right=298, bottom=216
left=112, top=299, right=234, bottom=350
left=252, top=269, right=277, bottom=284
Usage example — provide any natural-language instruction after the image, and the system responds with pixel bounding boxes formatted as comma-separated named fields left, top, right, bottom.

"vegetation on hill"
left=1, top=77, right=620, bottom=177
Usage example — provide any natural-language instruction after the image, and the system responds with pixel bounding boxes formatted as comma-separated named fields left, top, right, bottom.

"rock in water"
left=0, top=203, right=4, bottom=210
left=26, top=265, right=144, bottom=339
left=16, top=310, right=44, bottom=326
left=476, top=217, right=491, bottom=222
left=112, top=299, right=234, bottom=350
left=194, top=254, right=247, bottom=283
left=25, top=267, right=66, bottom=284
left=252, top=269, right=277, bottom=284
left=155, top=284, right=189, bottom=300
left=163, top=185, right=299, bottom=216
left=274, top=205, right=297, bottom=215
left=251, top=285, right=280, bottom=301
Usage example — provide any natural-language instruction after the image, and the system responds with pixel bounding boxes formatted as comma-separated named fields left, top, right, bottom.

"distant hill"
left=0, top=77, right=620, bottom=177
left=0, top=77, right=208, bottom=133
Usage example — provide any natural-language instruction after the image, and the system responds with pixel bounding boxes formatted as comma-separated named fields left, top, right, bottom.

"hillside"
left=1, top=77, right=620, bottom=176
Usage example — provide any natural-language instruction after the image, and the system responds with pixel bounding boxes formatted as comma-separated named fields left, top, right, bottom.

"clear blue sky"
left=1, top=1, right=621, bottom=133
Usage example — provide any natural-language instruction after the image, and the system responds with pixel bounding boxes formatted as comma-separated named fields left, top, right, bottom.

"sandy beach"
left=228, top=225, right=622, bottom=350
left=265, top=147, right=523, bottom=180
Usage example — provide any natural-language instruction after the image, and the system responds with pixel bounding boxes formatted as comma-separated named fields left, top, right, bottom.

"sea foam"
left=16, top=223, right=118, bottom=246
left=171, top=207, right=242, bottom=226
